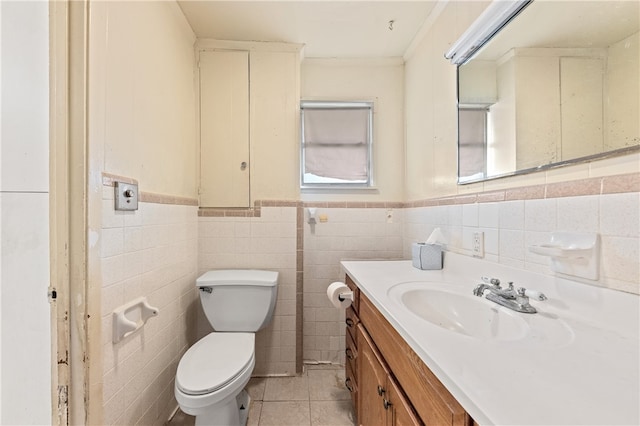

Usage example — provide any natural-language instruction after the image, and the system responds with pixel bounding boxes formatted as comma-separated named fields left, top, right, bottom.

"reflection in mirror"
left=454, top=1, right=639, bottom=184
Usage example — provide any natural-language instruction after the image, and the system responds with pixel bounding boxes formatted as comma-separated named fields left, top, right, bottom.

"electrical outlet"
left=472, top=231, right=484, bottom=258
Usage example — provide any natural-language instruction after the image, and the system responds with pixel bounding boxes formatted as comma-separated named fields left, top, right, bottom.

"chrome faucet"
left=473, top=277, right=547, bottom=314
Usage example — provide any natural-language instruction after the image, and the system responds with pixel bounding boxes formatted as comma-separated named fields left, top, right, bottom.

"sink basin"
left=388, top=282, right=528, bottom=341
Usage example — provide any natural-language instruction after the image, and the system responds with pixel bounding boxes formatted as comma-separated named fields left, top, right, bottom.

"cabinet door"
left=199, top=50, right=250, bottom=207
left=357, top=324, right=388, bottom=426
left=385, top=376, right=422, bottom=426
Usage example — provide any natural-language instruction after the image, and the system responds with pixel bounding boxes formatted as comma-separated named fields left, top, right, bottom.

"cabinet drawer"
left=345, top=357, right=358, bottom=413
left=345, top=306, right=359, bottom=342
left=345, top=275, right=360, bottom=313
left=346, top=326, right=358, bottom=375
left=360, top=295, right=472, bottom=426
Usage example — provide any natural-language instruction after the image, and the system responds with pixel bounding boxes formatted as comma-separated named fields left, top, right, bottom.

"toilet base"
left=194, top=389, right=251, bottom=426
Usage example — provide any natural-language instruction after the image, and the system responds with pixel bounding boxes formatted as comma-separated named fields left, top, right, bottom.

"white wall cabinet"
left=198, top=43, right=301, bottom=207
left=199, top=50, right=251, bottom=207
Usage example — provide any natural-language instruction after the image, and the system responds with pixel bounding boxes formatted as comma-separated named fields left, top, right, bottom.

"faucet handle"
left=517, top=287, right=547, bottom=301
left=481, top=276, right=501, bottom=287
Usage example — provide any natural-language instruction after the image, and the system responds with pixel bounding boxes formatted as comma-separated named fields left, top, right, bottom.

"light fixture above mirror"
left=447, top=0, right=640, bottom=184
left=445, top=1, right=531, bottom=66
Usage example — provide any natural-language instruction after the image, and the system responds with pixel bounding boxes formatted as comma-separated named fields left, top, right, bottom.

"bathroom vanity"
left=341, top=254, right=640, bottom=425
left=345, top=275, right=473, bottom=425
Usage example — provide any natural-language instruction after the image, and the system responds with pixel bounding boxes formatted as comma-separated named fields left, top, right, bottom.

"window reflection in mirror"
left=457, top=0, right=639, bottom=184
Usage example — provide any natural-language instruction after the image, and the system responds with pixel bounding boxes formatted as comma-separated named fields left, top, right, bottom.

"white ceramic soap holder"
left=529, top=232, right=600, bottom=280
left=113, top=297, right=159, bottom=343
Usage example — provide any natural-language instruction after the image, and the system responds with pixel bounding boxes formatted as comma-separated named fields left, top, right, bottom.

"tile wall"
left=300, top=174, right=638, bottom=365
left=100, top=184, right=199, bottom=425
left=302, top=206, right=404, bottom=363
left=198, top=205, right=298, bottom=375
left=403, top=175, right=640, bottom=294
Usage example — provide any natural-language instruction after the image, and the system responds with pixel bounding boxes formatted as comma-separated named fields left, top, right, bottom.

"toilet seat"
left=176, top=332, right=254, bottom=396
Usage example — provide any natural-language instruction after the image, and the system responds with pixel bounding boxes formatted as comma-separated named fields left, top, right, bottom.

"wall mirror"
left=448, top=0, right=639, bottom=184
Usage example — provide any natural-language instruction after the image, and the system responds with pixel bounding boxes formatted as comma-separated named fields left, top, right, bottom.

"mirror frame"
left=447, top=0, right=640, bottom=185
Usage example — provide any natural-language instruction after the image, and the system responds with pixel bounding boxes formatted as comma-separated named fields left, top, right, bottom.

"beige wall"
left=92, top=1, right=198, bottom=199
left=88, top=2, right=199, bottom=424
left=301, top=58, right=405, bottom=202
left=404, top=1, right=640, bottom=201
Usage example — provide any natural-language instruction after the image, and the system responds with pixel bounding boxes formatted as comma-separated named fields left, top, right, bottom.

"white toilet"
left=175, top=269, right=278, bottom=426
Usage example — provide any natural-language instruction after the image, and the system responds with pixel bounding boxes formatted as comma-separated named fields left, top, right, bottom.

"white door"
left=0, top=1, right=52, bottom=424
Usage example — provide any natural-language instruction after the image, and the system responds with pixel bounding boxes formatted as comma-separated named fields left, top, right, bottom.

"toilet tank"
left=196, top=269, right=278, bottom=332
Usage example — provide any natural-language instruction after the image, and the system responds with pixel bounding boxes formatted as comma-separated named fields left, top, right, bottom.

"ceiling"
left=177, top=1, right=439, bottom=58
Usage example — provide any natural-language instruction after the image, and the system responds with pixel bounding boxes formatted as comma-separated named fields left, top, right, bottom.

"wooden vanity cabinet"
left=344, top=275, right=474, bottom=426
left=357, top=324, right=422, bottom=426
left=344, top=276, right=360, bottom=411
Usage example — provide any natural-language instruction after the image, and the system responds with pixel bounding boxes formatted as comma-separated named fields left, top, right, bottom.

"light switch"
left=115, top=182, right=138, bottom=211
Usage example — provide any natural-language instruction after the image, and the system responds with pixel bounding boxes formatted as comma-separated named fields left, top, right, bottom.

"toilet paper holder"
left=338, top=292, right=353, bottom=302
left=112, top=296, right=159, bottom=343
left=327, top=282, right=354, bottom=309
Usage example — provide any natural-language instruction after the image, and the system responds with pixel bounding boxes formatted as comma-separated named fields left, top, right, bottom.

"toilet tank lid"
left=196, top=269, right=278, bottom=287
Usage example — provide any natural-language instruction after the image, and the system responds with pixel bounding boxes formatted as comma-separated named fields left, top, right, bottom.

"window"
left=458, top=106, right=488, bottom=182
left=300, top=101, right=373, bottom=188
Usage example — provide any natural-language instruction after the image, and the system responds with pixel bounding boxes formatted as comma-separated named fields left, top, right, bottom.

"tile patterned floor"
left=168, top=365, right=356, bottom=426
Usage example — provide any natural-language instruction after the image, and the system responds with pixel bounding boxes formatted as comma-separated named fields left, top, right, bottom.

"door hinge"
left=48, top=287, right=57, bottom=302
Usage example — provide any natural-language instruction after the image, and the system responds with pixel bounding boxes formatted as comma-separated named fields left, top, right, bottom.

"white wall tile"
left=557, top=195, right=599, bottom=232
left=101, top=201, right=197, bottom=425
left=499, top=201, right=525, bottom=230
left=601, top=236, right=640, bottom=284
left=600, top=193, right=639, bottom=238
left=478, top=203, right=500, bottom=228
left=462, top=203, right=479, bottom=227
left=525, top=231, right=554, bottom=265
left=500, top=229, right=525, bottom=261
left=525, top=199, right=556, bottom=232
left=102, top=227, right=124, bottom=258
left=403, top=192, right=639, bottom=294
left=482, top=228, right=500, bottom=256
left=448, top=205, right=463, bottom=226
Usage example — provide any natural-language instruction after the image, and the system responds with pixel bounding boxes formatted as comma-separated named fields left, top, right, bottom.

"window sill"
left=301, top=185, right=379, bottom=192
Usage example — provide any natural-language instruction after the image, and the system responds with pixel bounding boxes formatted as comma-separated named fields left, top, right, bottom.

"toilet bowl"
left=175, top=333, right=255, bottom=425
left=174, top=269, right=278, bottom=426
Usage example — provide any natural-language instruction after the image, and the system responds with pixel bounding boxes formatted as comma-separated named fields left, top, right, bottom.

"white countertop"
left=341, top=253, right=640, bottom=426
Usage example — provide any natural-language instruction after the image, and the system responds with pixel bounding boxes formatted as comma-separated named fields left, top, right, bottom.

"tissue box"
left=412, top=243, right=443, bottom=270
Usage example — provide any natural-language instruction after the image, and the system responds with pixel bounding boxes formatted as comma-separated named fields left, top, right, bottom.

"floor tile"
left=308, top=369, right=350, bottom=401
left=259, top=401, right=311, bottom=425
left=167, top=409, right=194, bottom=425
left=247, top=377, right=267, bottom=401
left=310, top=400, right=356, bottom=426
left=168, top=366, right=356, bottom=426
left=247, top=401, right=262, bottom=426
left=263, top=375, right=310, bottom=401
